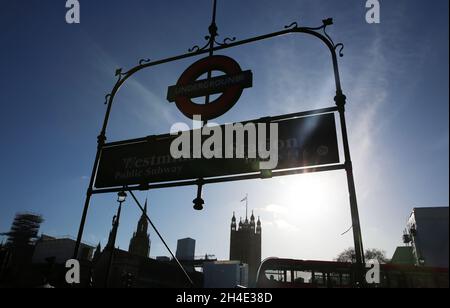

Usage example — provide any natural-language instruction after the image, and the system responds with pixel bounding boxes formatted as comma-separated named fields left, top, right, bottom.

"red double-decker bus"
left=256, top=258, right=449, bottom=288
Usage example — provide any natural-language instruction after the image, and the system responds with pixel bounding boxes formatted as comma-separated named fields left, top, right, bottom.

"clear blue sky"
left=0, top=0, right=448, bottom=261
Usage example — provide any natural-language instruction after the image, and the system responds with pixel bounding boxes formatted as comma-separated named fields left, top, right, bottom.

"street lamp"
left=117, top=191, right=127, bottom=203
left=193, top=182, right=204, bottom=211
left=105, top=191, right=127, bottom=287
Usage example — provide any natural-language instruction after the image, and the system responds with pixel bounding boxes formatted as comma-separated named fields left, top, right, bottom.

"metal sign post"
left=73, top=0, right=365, bottom=286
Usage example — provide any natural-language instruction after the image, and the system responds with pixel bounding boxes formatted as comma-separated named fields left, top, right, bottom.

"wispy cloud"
left=261, top=43, right=336, bottom=115
left=86, top=38, right=176, bottom=131
left=126, top=78, right=178, bottom=128
left=260, top=203, right=300, bottom=233
left=274, top=219, right=300, bottom=232
left=264, top=203, right=288, bottom=215
left=346, top=33, right=389, bottom=202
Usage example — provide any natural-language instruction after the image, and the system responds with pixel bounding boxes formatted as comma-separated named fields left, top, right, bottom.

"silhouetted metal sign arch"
left=73, top=2, right=366, bottom=285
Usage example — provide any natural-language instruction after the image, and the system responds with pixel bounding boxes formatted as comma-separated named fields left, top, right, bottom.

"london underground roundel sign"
left=167, top=55, right=253, bottom=120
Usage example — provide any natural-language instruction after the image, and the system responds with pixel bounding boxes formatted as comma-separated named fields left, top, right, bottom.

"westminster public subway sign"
left=95, top=113, right=339, bottom=188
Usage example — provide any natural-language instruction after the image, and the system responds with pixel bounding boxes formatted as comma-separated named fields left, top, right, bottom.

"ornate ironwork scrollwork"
left=139, top=58, right=151, bottom=65
left=188, top=36, right=211, bottom=53
left=104, top=94, right=111, bottom=105
left=114, top=68, right=127, bottom=82
left=189, top=32, right=238, bottom=52
left=214, top=36, right=237, bottom=47
left=290, top=18, right=345, bottom=57
left=284, top=22, right=298, bottom=29
left=188, top=2, right=237, bottom=55
left=320, top=19, right=345, bottom=57
left=334, top=43, right=345, bottom=57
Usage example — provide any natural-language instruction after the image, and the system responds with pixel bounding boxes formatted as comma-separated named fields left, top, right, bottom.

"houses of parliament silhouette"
left=230, top=196, right=262, bottom=285
left=97, top=196, right=261, bottom=287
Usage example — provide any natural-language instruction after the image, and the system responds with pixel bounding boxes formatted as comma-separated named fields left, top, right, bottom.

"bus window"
left=293, top=271, right=313, bottom=284
left=312, top=272, right=326, bottom=286
left=265, top=270, right=284, bottom=282
left=257, top=258, right=448, bottom=288
left=286, top=270, right=292, bottom=282
left=328, top=273, right=341, bottom=287
left=341, top=273, right=352, bottom=287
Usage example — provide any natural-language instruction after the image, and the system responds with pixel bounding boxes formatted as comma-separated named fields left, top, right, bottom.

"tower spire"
left=241, top=194, right=248, bottom=221
left=129, top=197, right=150, bottom=258
left=246, top=195, right=248, bottom=220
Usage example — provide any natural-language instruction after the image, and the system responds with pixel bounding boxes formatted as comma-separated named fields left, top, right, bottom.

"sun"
left=262, top=171, right=347, bottom=235
left=278, top=174, right=332, bottom=217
